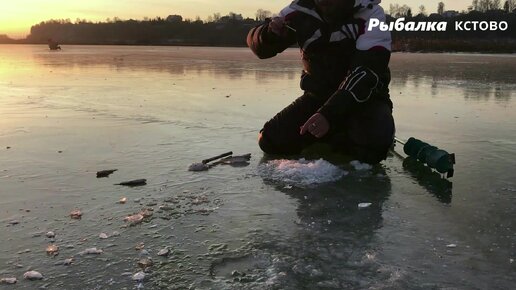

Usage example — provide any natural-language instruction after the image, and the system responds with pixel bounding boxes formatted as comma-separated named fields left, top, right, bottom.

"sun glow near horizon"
left=1, top=0, right=473, bottom=39
left=0, top=1, right=91, bottom=39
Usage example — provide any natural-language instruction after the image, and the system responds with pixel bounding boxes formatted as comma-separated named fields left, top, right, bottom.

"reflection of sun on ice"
left=0, top=47, right=37, bottom=80
left=0, top=57, right=14, bottom=78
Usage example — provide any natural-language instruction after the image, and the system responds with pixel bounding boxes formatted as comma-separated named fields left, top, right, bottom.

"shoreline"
left=1, top=42, right=516, bottom=54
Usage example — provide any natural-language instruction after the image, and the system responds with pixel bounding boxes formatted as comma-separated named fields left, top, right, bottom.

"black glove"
left=317, top=66, right=379, bottom=123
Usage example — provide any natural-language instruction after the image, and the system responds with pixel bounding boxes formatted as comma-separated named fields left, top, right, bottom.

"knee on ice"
left=258, top=130, right=277, bottom=154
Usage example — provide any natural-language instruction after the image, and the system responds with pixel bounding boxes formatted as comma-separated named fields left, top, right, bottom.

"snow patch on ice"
left=350, top=160, right=373, bottom=171
left=259, top=158, right=347, bottom=186
left=358, top=203, right=372, bottom=209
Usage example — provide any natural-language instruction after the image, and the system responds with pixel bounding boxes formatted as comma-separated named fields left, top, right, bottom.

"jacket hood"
left=354, top=0, right=381, bottom=9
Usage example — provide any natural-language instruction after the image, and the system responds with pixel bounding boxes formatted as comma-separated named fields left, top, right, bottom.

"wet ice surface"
left=0, top=45, right=515, bottom=289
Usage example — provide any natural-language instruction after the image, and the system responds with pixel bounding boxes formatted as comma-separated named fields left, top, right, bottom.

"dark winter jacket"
left=247, top=0, right=392, bottom=124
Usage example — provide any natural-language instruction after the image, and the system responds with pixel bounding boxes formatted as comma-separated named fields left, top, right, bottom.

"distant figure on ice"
left=48, top=38, right=61, bottom=50
left=247, top=0, right=395, bottom=164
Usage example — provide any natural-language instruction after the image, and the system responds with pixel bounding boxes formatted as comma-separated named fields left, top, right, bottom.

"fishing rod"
left=393, top=136, right=456, bottom=178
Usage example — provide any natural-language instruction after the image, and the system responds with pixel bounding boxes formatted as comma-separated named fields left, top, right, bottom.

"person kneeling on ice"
left=247, top=0, right=395, bottom=164
left=48, top=38, right=61, bottom=50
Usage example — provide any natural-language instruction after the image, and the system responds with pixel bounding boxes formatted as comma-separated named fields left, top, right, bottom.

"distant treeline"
left=4, top=14, right=258, bottom=47
left=1, top=8, right=515, bottom=53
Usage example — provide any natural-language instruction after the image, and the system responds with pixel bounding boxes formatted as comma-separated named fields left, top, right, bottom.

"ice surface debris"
left=358, top=203, right=372, bottom=209
left=0, top=277, right=17, bottom=284
left=350, top=160, right=373, bottom=171
left=132, top=271, right=146, bottom=281
left=23, top=271, right=43, bottom=280
left=259, top=158, right=347, bottom=186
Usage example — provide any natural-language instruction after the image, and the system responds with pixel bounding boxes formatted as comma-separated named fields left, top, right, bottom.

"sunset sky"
left=1, top=0, right=473, bottom=39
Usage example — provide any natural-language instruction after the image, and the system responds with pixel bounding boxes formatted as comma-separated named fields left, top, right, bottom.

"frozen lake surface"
left=0, top=45, right=515, bottom=289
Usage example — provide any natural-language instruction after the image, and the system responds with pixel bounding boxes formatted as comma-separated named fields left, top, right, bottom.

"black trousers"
left=258, top=92, right=395, bottom=164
